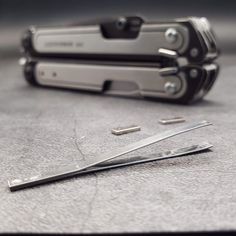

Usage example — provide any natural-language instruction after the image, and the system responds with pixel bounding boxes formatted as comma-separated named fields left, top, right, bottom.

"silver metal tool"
left=9, top=142, right=212, bottom=191
left=8, top=120, right=212, bottom=191
left=111, top=125, right=141, bottom=135
left=22, top=17, right=218, bottom=63
left=23, top=59, right=219, bottom=103
left=21, top=16, right=220, bottom=104
left=159, top=117, right=186, bottom=125
left=21, top=16, right=219, bottom=103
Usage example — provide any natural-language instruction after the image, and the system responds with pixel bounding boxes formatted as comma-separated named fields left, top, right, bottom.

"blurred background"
left=0, top=0, right=236, bottom=57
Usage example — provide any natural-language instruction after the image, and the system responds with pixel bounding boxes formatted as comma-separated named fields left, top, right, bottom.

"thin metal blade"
left=8, top=120, right=212, bottom=191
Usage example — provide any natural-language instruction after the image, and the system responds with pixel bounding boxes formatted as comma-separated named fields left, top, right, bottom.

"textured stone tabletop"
left=0, top=55, right=235, bottom=233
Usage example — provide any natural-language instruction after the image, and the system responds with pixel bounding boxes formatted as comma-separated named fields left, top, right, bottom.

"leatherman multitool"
left=20, top=16, right=219, bottom=103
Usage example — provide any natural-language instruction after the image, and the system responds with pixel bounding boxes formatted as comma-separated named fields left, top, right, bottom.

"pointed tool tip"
left=201, top=120, right=213, bottom=126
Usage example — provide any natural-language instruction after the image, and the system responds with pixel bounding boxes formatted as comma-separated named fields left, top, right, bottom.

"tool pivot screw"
left=165, top=28, right=178, bottom=44
left=164, top=82, right=177, bottom=95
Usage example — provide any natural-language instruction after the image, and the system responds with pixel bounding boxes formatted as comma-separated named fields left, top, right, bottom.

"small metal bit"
left=111, top=125, right=141, bottom=135
left=159, top=117, right=186, bottom=125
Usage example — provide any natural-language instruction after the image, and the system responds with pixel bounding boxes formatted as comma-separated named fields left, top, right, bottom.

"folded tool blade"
left=8, top=120, right=212, bottom=191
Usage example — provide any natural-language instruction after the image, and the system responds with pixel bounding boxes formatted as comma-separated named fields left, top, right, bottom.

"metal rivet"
left=190, top=48, right=199, bottom=57
left=190, top=69, right=198, bottom=78
left=164, top=82, right=177, bottom=95
left=116, top=17, right=128, bottom=30
left=165, top=28, right=179, bottom=44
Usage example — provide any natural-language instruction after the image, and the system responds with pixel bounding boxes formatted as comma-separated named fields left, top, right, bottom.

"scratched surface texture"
left=0, top=55, right=235, bottom=233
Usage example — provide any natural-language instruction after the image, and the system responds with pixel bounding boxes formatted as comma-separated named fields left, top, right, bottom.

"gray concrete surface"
left=0, top=55, right=235, bottom=233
